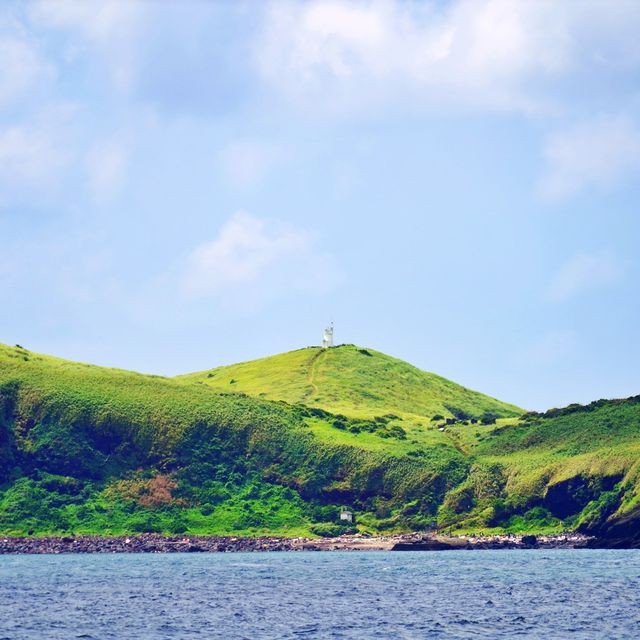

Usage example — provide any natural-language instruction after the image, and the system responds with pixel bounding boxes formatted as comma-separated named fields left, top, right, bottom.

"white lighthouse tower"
left=322, top=323, right=334, bottom=348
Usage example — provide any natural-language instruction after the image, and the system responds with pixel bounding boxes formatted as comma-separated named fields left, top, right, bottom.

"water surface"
left=1, top=549, right=639, bottom=639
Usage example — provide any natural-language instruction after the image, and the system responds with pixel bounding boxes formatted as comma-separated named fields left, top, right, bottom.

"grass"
left=179, top=344, right=522, bottom=421
left=2, top=341, right=640, bottom=539
left=0, top=473, right=312, bottom=537
left=0, top=343, right=468, bottom=536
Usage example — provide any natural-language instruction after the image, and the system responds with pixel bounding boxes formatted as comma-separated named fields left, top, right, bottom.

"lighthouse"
left=322, top=323, right=334, bottom=348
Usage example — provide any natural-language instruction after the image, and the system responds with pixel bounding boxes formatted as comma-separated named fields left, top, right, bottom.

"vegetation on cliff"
left=0, top=342, right=637, bottom=541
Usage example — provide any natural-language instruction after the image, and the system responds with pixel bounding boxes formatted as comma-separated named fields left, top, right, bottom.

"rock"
left=585, top=503, right=640, bottom=548
left=0, top=531, right=596, bottom=554
left=392, top=536, right=467, bottom=551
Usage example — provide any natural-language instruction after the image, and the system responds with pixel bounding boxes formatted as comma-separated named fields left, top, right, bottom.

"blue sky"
left=1, top=0, right=640, bottom=410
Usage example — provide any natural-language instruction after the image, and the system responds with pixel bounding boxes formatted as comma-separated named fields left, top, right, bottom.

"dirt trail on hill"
left=304, top=348, right=326, bottom=400
left=444, top=430, right=471, bottom=455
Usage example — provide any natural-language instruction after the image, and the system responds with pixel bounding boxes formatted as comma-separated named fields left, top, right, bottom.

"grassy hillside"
left=1, top=341, right=639, bottom=543
left=441, top=398, right=640, bottom=537
left=0, top=343, right=469, bottom=537
left=180, top=344, right=522, bottom=421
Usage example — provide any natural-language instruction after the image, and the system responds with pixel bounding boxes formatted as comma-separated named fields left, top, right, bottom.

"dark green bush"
left=310, top=522, right=356, bottom=537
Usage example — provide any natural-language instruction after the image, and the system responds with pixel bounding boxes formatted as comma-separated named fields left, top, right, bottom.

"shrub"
left=310, top=522, right=355, bottom=537
left=442, top=485, right=475, bottom=514
left=470, top=463, right=505, bottom=501
left=200, top=503, right=215, bottom=516
left=387, top=425, right=407, bottom=440
left=445, top=406, right=471, bottom=421
left=480, top=412, right=498, bottom=425
left=130, top=514, right=163, bottom=533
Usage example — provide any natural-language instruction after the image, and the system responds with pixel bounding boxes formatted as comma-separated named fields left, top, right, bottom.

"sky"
left=1, top=0, right=640, bottom=411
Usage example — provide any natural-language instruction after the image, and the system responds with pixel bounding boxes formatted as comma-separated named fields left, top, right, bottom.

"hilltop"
left=180, top=344, right=522, bottom=420
left=1, top=341, right=639, bottom=545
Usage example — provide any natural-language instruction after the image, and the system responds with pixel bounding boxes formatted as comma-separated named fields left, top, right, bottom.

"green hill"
left=1, top=341, right=639, bottom=544
left=179, top=344, right=522, bottom=421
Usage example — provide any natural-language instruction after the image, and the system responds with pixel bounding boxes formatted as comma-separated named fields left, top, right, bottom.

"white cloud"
left=183, top=211, right=341, bottom=300
left=220, top=140, right=287, bottom=189
left=256, top=0, right=640, bottom=115
left=0, top=36, right=54, bottom=105
left=0, top=123, right=67, bottom=184
left=29, top=0, right=138, bottom=43
left=86, top=139, right=128, bottom=203
left=29, top=0, right=142, bottom=91
left=546, top=251, right=624, bottom=302
left=0, top=104, right=79, bottom=194
left=540, top=116, right=640, bottom=199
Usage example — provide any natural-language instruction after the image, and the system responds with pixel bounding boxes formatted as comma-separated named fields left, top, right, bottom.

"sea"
left=1, top=549, right=639, bottom=639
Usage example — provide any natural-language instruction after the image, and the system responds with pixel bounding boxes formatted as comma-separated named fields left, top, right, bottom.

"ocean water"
left=1, top=550, right=639, bottom=639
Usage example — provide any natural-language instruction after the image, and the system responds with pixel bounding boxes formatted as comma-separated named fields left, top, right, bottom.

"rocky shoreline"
left=390, top=532, right=594, bottom=551
left=0, top=532, right=597, bottom=554
left=0, top=535, right=299, bottom=555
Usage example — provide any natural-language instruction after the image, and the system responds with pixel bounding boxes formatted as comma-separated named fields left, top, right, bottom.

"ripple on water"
left=1, top=550, right=640, bottom=639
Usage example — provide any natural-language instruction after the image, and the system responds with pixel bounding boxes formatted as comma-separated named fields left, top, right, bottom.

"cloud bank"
left=183, top=212, right=341, bottom=303
left=256, top=0, right=640, bottom=115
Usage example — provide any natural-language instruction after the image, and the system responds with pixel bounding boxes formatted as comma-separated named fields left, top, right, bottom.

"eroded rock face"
left=540, top=472, right=640, bottom=548
left=543, top=475, right=621, bottom=519
left=586, top=505, right=640, bottom=549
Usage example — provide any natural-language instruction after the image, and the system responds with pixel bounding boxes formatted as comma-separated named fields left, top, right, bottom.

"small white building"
left=339, top=509, right=353, bottom=523
left=322, top=323, right=334, bottom=348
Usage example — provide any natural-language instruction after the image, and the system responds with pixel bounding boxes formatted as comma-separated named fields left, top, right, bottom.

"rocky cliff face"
left=584, top=506, right=640, bottom=548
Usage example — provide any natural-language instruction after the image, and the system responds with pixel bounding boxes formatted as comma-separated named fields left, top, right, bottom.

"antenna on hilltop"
left=322, top=322, right=334, bottom=348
